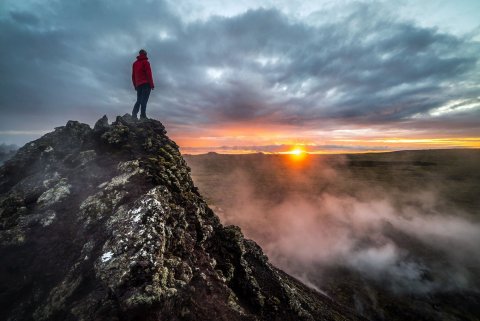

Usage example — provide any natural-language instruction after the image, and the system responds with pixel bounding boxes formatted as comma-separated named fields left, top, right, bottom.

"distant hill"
left=0, top=143, right=17, bottom=165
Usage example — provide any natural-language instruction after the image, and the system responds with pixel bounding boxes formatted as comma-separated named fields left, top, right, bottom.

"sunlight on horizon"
left=178, top=136, right=480, bottom=155
left=283, top=146, right=308, bottom=162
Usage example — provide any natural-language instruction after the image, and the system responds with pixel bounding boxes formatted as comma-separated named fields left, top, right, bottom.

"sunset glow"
left=280, top=146, right=308, bottom=162
left=289, top=148, right=305, bottom=155
left=175, top=127, right=480, bottom=154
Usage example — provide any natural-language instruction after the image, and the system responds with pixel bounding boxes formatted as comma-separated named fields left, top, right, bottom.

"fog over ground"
left=204, top=155, right=480, bottom=294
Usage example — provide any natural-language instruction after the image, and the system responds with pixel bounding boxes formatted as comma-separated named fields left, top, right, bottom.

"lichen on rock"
left=37, top=178, right=71, bottom=207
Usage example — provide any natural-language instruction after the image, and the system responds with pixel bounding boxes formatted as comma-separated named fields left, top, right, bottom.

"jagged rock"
left=0, top=115, right=364, bottom=321
left=93, top=115, right=110, bottom=134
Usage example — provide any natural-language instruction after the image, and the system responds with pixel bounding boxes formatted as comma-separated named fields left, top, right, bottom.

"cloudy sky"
left=1, top=0, right=479, bottom=153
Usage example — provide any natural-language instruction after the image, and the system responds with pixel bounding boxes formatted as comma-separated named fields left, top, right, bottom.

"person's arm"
left=132, top=64, right=136, bottom=89
left=145, top=61, right=155, bottom=89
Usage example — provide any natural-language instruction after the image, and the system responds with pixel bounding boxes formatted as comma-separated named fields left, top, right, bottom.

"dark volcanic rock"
left=0, top=115, right=363, bottom=321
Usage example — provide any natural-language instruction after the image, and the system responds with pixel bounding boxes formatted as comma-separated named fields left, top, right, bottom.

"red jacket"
left=132, top=53, right=155, bottom=89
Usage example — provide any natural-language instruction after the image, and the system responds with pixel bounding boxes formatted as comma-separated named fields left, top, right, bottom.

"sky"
left=0, top=0, right=479, bottom=153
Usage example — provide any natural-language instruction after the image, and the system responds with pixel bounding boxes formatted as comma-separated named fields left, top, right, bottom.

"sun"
left=290, top=148, right=304, bottom=155
left=287, top=146, right=307, bottom=161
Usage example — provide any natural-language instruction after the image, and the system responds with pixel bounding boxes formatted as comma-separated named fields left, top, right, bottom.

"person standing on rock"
left=132, top=49, right=155, bottom=120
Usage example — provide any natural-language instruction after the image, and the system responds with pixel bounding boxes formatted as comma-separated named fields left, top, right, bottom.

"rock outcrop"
left=0, top=115, right=363, bottom=321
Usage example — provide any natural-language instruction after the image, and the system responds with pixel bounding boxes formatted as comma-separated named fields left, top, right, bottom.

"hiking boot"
left=132, top=113, right=138, bottom=120
left=140, top=115, right=148, bottom=120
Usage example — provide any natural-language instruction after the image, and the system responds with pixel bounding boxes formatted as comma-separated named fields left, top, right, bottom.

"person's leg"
left=140, top=85, right=151, bottom=119
left=132, top=87, right=141, bottom=118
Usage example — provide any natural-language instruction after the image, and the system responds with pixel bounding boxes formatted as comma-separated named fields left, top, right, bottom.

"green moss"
left=101, top=124, right=130, bottom=146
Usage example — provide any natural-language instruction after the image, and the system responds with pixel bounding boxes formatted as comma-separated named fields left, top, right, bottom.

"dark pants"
left=132, top=83, right=151, bottom=118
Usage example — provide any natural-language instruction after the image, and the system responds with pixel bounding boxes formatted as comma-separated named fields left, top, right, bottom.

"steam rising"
left=207, top=157, right=480, bottom=294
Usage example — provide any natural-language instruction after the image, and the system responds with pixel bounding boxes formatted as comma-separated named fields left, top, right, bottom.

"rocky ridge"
left=0, top=115, right=364, bottom=321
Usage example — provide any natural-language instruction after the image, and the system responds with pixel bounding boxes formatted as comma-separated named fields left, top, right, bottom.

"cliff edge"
left=0, top=115, right=363, bottom=321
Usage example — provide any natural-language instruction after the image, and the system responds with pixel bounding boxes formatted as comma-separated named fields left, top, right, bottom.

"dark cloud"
left=0, top=1, right=479, bottom=145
